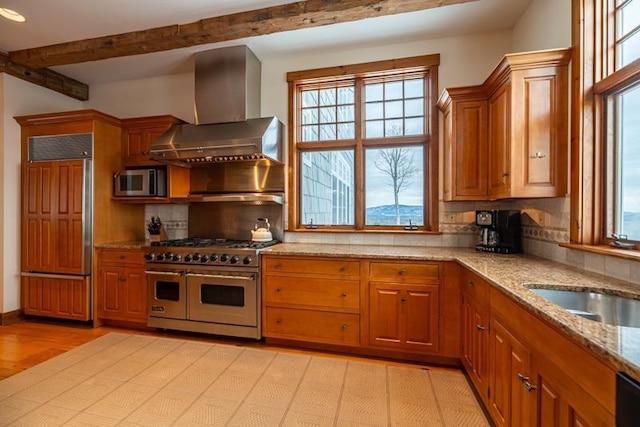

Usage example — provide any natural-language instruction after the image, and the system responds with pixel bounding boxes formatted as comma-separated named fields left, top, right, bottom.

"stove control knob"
left=172, top=254, right=182, bottom=262
left=157, top=253, right=166, bottom=261
left=165, top=252, right=174, bottom=261
left=243, top=256, right=253, bottom=265
left=220, top=254, right=230, bottom=262
left=210, top=254, right=219, bottom=262
left=192, top=253, right=201, bottom=261
left=144, top=253, right=155, bottom=261
left=230, top=255, right=240, bottom=264
left=184, top=254, right=193, bottom=262
left=200, top=255, right=210, bottom=262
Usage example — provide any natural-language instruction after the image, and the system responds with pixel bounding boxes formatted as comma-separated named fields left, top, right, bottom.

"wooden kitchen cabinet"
left=96, top=248, right=147, bottom=324
left=367, top=261, right=440, bottom=353
left=486, top=286, right=615, bottom=427
left=488, top=316, right=534, bottom=427
left=116, top=115, right=190, bottom=203
left=460, top=270, right=489, bottom=402
left=121, top=115, right=184, bottom=167
left=437, top=48, right=572, bottom=200
left=262, top=255, right=361, bottom=346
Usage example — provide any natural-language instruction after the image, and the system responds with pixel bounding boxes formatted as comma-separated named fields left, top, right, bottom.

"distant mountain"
left=622, top=212, right=640, bottom=240
left=366, top=204, right=423, bottom=225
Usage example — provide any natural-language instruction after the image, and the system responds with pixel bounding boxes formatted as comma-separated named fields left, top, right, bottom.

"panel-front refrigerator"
left=21, top=133, right=93, bottom=321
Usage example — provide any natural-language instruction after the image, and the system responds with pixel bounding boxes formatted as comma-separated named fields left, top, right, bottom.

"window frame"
left=571, top=0, right=640, bottom=254
left=286, top=55, right=440, bottom=233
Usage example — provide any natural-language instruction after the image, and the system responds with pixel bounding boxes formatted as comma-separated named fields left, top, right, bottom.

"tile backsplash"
left=147, top=198, right=638, bottom=285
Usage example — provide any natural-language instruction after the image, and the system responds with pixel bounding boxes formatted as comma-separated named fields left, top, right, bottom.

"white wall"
left=1, top=74, right=82, bottom=313
left=512, top=0, right=572, bottom=51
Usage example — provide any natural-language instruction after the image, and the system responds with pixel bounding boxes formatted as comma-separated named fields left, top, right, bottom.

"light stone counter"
left=95, top=241, right=148, bottom=250
left=261, top=243, right=640, bottom=380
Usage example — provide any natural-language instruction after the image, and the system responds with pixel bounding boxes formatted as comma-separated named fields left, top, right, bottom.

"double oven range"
left=144, top=238, right=278, bottom=339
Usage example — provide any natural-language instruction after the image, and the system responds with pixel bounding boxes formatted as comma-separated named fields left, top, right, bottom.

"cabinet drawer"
left=462, top=270, right=489, bottom=303
left=264, top=257, right=360, bottom=276
left=264, top=307, right=360, bottom=345
left=98, top=249, right=144, bottom=266
left=369, top=262, right=439, bottom=282
left=264, top=276, right=359, bottom=311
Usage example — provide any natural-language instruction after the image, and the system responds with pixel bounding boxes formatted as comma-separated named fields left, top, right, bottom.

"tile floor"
left=0, top=332, right=490, bottom=426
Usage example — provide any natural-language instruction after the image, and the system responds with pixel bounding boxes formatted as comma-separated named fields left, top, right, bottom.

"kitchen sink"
left=527, top=286, right=640, bottom=328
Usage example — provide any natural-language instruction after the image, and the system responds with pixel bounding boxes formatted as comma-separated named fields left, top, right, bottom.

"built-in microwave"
left=114, top=168, right=167, bottom=197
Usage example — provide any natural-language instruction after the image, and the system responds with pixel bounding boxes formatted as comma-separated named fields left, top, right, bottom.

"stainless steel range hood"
left=149, top=45, right=284, bottom=165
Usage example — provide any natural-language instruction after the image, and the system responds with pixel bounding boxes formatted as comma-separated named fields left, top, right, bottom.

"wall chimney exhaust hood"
left=149, top=45, right=284, bottom=166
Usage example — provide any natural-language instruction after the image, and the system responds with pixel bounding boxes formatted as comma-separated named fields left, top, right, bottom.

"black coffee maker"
left=475, top=210, right=522, bottom=254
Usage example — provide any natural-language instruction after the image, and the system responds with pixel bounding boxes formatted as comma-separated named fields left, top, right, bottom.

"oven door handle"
left=145, top=271, right=184, bottom=276
left=186, top=273, right=255, bottom=281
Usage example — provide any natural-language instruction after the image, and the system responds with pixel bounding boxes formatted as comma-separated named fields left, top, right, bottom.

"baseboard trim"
left=1, top=309, right=24, bottom=325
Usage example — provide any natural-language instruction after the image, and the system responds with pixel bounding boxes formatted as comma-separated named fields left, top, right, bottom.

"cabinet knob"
left=276, top=288, right=282, bottom=293
left=276, top=318, right=282, bottom=324
left=502, top=172, right=509, bottom=178
left=476, top=324, right=485, bottom=331
left=398, top=269, right=407, bottom=276
left=530, top=151, right=546, bottom=159
left=118, top=255, right=126, bottom=259
left=118, top=277, right=126, bottom=282
left=341, top=292, right=347, bottom=298
left=468, top=280, right=474, bottom=287
left=401, top=297, right=408, bottom=304
left=341, top=324, right=348, bottom=331
left=339, top=265, right=347, bottom=272
left=274, top=263, right=282, bottom=269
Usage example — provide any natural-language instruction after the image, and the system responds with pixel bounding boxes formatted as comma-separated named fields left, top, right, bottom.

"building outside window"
left=287, top=55, right=439, bottom=232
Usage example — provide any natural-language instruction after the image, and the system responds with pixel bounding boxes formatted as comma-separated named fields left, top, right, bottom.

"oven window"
left=200, top=284, right=245, bottom=307
left=155, top=280, right=180, bottom=301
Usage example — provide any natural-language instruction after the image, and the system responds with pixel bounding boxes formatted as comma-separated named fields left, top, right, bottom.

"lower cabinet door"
left=368, top=282, right=439, bottom=352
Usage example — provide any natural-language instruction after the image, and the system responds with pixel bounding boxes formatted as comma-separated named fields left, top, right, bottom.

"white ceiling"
left=0, top=0, right=533, bottom=85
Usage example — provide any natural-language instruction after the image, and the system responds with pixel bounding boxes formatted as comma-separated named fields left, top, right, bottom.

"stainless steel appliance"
left=144, top=238, right=278, bottom=339
left=475, top=210, right=522, bottom=254
left=114, top=167, right=166, bottom=197
left=149, top=45, right=284, bottom=167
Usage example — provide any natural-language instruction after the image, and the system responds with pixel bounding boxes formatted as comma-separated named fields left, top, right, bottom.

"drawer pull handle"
left=398, top=269, right=407, bottom=276
left=118, top=277, right=126, bottom=282
left=530, top=151, right=546, bottom=159
left=274, top=263, right=282, bottom=269
left=339, top=265, right=347, bottom=272
left=401, top=297, right=407, bottom=304
left=517, top=373, right=529, bottom=383
left=476, top=324, right=485, bottom=331
left=119, top=255, right=126, bottom=259
left=341, top=292, right=347, bottom=298
left=276, top=318, right=282, bottom=324
left=276, top=288, right=282, bottom=293
left=524, top=381, right=537, bottom=392
left=341, top=325, right=348, bottom=331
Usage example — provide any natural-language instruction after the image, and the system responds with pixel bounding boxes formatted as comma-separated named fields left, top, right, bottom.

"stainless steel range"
left=144, top=238, right=278, bottom=339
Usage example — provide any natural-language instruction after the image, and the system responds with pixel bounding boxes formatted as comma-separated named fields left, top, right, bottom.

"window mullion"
left=354, top=78, right=365, bottom=230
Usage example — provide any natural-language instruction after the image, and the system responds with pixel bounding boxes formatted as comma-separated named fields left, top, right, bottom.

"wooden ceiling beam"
left=0, top=51, right=88, bottom=100
left=8, top=0, right=477, bottom=69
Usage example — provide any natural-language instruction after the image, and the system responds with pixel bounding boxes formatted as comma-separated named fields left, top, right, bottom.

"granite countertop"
left=262, top=243, right=640, bottom=380
left=95, top=241, right=148, bottom=250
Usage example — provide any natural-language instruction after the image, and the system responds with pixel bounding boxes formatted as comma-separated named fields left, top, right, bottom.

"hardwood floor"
left=0, top=318, right=453, bottom=381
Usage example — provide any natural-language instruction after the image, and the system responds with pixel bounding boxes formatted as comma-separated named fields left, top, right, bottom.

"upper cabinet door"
left=121, top=115, right=184, bottom=167
left=438, top=48, right=572, bottom=201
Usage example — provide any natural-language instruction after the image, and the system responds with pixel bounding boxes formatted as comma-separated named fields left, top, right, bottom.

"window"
left=574, top=0, right=640, bottom=249
left=287, top=55, right=439, bottom=232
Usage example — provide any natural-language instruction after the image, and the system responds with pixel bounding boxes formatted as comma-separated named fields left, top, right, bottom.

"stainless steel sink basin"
left=527, top=286, right=640, bottom=328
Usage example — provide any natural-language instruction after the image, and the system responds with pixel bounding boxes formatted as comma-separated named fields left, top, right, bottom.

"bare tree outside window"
left=374, top=148, right=419, bottom=224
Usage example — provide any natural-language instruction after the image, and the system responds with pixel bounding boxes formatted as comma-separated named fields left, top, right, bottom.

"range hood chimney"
left=150, top=45, right=283, bottom=165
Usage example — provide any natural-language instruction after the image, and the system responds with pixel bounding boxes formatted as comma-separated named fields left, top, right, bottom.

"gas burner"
left=150, top=238, right=228, bottom=247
